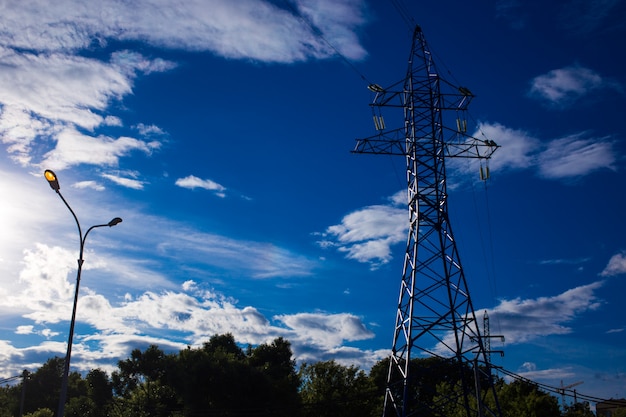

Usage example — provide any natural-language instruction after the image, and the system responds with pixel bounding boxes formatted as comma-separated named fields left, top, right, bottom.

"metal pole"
left=57, top=222, right=111, bottom=417
left=19, top=370, right=28, bottom=417
left=45, top=170, right=121, bottom=417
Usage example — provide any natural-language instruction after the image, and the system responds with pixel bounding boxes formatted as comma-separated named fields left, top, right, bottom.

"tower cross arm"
left=353, top=129, right=500, bottom=159
left=445, top=137, right=500, bottom=159
left=352, top=128, right=407, bottom=155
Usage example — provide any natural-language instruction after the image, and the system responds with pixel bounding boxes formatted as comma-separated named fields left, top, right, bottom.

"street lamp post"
left=44, top=170, right=122, bottom=417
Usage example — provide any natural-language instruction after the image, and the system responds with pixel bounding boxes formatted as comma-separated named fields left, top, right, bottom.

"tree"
left=21, top=357, right=64, bottom=415
left=111, top=345, right=182, bottom=415
left=86, top=369, right=113, bottom=416
left=496, top=379, right=560, bottom=417
left=612, top=408, right=626, bottom=417
left=112, top=345, right=171, bottom=396
left=23, top=409, right=54, bottom=417
left=110, top=335, right=302, bottom=416
left=562, top=401, right=595, bottom=417
left=109, top=381, right=182, bottom=417
left=0, top=382, right=20, bottom=417
left=370, top=356, right=474, bottom=417
left=171, top=335, right=278, bottom=416
left=299, top=360, right=377, bottom=417
left=247, top=337, right=301, bottom=416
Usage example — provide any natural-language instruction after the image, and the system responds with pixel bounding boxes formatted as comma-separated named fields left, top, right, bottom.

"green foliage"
left=0, top=380, right=20, bottom=417
left=562, top=401, right=595, bottom=417
left=612, top=407, right=626, bottom=417
left=109, top=334, right=300, bottom=416
left=23, top=408, right=54, bottom=417
left=86, top=369, right=113, bottom=416
left=299, top=360, right=377, bottom=417
left=0, top=334, right=595, bottom=417
left=497, top=379, right=560, bottom=417
left=22, top=357, right=64, bottom=415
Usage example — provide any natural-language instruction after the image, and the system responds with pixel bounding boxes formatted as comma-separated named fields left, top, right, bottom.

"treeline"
left=0, top=333, right=597, bottom=417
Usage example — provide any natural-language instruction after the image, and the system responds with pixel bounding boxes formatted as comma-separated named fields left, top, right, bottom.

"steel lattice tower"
left=354, top=26, right=502, bottom=417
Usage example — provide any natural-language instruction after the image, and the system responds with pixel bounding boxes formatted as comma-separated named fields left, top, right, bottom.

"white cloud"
left=295, top=0, right=368, bottom=60
left=72, top=180, right=106, bottom=191
left=515, top=365, right=575, bottom=382
left=428, top=281, right=606, bottom=358
left=155, top=227, right=318, bottom=279
left=15, top=326, right=34, bottom=335
left=101, top=173, right=146, bottom=190
left=528, top=65, right=620, bottom=107
left=0, top=0, right=368, bottom=174
left=0, top=49, right=167, bottom=170
left=329, top=125, right=617, bottom=270
left=110, top=51, right=177, bottom=76
left=0, top=0, right=367, bottom=63
left=537, top=133, right=616, bottom=178
left=42, top=129, right=158, bottom=171
left=135, top=123, right=166, bottom=137
left=600, top=251, right=626, bottom=277
left=454, top=122, right=617, bottom=180
left=474, top=122, right=540, bottom=172
left=486, top=281, right=604, bottom=344
left=0, top=247, right=379, bottom=375
left=321, top=202, right=406, bottom=268
left=175, top=175, right=226, bottom=197
left=0, top=48, right=132, bottom=130
left=275, top=312, right=375, bottom=349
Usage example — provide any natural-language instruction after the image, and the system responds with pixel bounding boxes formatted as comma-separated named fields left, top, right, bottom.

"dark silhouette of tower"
left=354, top=26, right=502, bottom=417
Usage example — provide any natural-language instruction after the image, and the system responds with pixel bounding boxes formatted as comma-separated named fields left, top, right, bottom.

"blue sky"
left=0, top=0, right=625, bottom=404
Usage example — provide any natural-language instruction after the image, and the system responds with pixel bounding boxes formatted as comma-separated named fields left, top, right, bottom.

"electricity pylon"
left=354, top=25, right=502, bottom=417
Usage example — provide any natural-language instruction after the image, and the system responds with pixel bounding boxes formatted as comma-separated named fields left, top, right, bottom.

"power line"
left=496, top=367, right=620, bottom=406
left=389, top=0, right=416, bottom=30
left=0, top=374, right=22, bottom=385
left=279, top=0, right=375, bottom=86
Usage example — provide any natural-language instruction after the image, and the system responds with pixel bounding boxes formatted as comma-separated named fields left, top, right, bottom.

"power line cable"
left=279, top=0, right=375, bottom=86
left=496, top=367, right=621, bottom=406
left=389, top=0, right=416, bottom=30
left=0, top=374, right=22, bottom=384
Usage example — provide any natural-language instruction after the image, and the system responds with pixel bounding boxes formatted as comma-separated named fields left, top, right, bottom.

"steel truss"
left=354, top=26, right=502, bottom=417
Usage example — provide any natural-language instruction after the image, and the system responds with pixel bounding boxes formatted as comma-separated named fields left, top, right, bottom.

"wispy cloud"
left=275, top=312, right=375, bottom=349
left=43, top=130, right=160, bottom=171
left=0, top=49, right=168, bottom=170
left=539, top=257, right=590, bottom=266
left=558, top=0, right=625, bottom=35
left=175, top=175, right=227, bottom=197
left=515, top=362, right=576, bottom=382
left=600, top=251, right=626, bottom=277
left=72, top=180, right=106, bottom=191
left=422, top=281, right=605, bottom=358
left=1, top=243, right=380, bottom=374
left=101, top=172, right=146, bottom=190
left=0, top=0, right=367, bottom=62
left=537, top=133, right=616, bottom=178
left=0, top=172, right=379, bottom=374
left=486, top=281, right=604, bottom=344
left=528, top=65, right=621, bottom=108
left=0, top=0, right=368, bottom=173
left=495, top=0, right=527, bottom=30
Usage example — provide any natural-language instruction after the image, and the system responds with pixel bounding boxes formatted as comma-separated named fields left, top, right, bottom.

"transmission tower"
left=354, top=26, right=502, bottom=417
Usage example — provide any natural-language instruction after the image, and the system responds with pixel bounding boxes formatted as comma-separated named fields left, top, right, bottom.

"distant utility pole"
left=354, top=25, right=502, bottom=417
